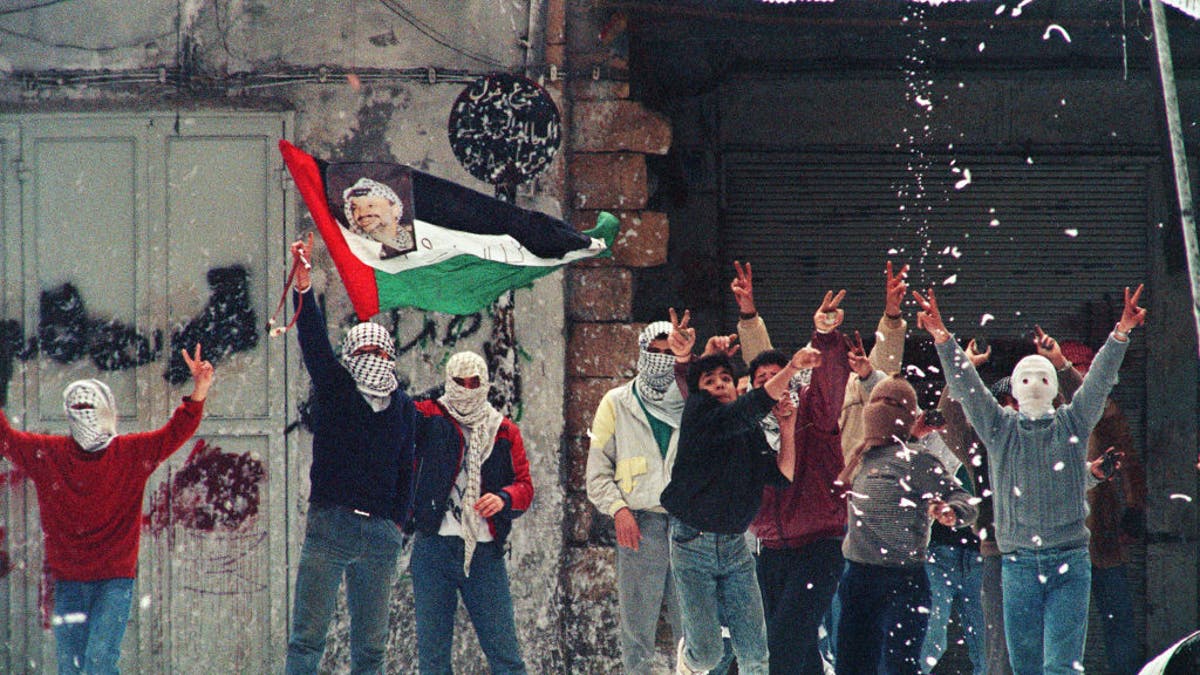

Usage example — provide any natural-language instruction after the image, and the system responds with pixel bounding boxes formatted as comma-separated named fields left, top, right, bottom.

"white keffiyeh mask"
left=340, top=322, right=398, bottom=408
left=439, top=352, right=504, bottom=576
left=63, top=379, right=117, bottom=452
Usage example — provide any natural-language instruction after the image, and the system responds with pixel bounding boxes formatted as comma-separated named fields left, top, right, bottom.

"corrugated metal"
left=721, top=150, right=1152, bottom=669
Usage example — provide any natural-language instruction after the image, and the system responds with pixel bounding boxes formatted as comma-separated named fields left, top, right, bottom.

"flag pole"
left=1151, top=0, right=1200, bottom=357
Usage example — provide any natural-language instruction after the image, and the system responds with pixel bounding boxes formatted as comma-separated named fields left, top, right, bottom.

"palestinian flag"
left=279, top=140, right=616, bottom=318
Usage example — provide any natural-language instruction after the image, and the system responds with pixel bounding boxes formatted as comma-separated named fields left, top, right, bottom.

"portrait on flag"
left=326, top=166, right=418, bottom=259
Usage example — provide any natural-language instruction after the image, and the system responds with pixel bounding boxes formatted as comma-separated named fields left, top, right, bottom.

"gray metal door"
left=0, top=112, right=292, bottom=673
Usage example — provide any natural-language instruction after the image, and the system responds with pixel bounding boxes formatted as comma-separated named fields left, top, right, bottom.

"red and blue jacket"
left=407, top=399, right=533, bottom=547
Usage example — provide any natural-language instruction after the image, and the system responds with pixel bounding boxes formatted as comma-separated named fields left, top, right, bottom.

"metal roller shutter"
left=721, top=150, right=1152, bottom=670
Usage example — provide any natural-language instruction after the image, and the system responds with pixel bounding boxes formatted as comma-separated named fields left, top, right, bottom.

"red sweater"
left=0, top=398, right=204, bottom=581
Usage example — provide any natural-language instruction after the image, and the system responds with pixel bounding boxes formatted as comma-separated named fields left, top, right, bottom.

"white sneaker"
left=675, top=637, right=709, bottom=675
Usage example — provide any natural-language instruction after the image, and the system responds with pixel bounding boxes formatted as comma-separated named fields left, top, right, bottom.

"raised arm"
left=731, top=261, right=773, bottom=364
left=1063, top=285, right=1144, bottom=437
left=871, top=261, right=909, bottom=374
left=914, top=288, right=1007, bottom=449
left=290, top=236, right=343, bottom=391
left=668, top=307, right=696, bottom=397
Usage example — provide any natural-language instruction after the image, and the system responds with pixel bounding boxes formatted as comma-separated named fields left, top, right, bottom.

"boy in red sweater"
left=0, top=345, right=214, bottom=674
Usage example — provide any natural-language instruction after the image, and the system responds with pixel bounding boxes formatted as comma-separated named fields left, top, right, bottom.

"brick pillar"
left=555, top=2, right=674, bottom=670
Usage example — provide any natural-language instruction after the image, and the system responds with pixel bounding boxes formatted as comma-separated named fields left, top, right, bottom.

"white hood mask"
left=1011, top=354, right=1058, bottom=418
left=63, top=379, right=117, bottom=452
left=340, top=322, right=398, bottom=409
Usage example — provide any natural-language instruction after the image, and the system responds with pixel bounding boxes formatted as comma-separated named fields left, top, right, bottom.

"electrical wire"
left=375, top=0, right=505, bottom=68
left=0, top=0, right=75, bottom=16
left=0, top=23, right=174, bottom=51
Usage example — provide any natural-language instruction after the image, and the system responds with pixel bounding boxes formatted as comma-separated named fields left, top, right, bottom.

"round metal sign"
left=448, top=72, right=562, bottom=191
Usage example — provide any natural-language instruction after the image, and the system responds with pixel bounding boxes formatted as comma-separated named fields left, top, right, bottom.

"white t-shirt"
left=438, top=433, right=494, bottom=542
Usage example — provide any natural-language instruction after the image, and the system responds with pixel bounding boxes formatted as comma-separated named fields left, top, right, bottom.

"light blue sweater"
left=934, top=334, right=1129, bottom=554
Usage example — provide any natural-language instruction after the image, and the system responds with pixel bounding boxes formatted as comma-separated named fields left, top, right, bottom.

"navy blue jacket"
left=294, top=289, right=414, bottom=523
left=661, top=385, right=787, bottom=534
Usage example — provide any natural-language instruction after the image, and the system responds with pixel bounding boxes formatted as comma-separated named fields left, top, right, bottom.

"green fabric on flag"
left=375, top=212, right=619, bottom=315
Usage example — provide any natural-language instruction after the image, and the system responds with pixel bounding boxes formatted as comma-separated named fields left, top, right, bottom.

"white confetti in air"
left=1059, top=563, right=1070, bottom=575
left=980, top=313, right=994, bottom=326
left=954, top=169, right=972, bottom=190
left=1064, top=228, right=1079, bottom=237
left=1038, top=574, right=1049, bottom=584
left=906, top=365, right=926, bottom=378
left=1053, top=461, right=1065, bottom=471
left=1031, top=535, right=1043, bottom=546
left=899, top=497, right=918, bottom=509
left=989, top=218, right=1000, bottom=227
left=1073, top=662, right=1085, bottom=672
left=995, top=5, right=1006, bottom=16
left=889, top=248, right=900, bottom=255
left=915, top=95, right=932, bottom=109
left=1013, top=486, right=1022, bottom=497
left=917, top=606, right=930, bottom=615
left=943, top=274, right=957, bottom=286
left=972, top=456, right=983, bottom=467
left=1012, top=0, right=1034, bottom=17
left=926, top=656, right=939, bottom=667
left=899, top=479, right=913, bottom=492
left=140, top=594, right=153, bottom=610
left=977, top=42, right=986, bottom=52
left=807, top=583, right=814, bottom=590
left=1169, top=493, right=1194, bottom=502
left=949, top=246, right=962, bottom=258
left=928, top=365, right=940, bottom=374
left=968, top=496, right=983, bottom=505
left=1042, top=24, right=1071, bottom=43
left=880, top=548, right=889, bottom=555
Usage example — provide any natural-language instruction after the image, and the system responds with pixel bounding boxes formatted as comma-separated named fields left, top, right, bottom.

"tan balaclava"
left=861, top=375, right=919, bottom=448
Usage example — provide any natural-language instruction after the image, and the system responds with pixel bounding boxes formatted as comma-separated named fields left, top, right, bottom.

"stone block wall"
left=548, top=1, right=675, bottom=670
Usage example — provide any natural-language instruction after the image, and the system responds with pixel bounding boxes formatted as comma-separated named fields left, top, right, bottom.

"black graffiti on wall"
left=0, top=265, right=260, bottom=398
left=164, top=266, right=260, bottom=384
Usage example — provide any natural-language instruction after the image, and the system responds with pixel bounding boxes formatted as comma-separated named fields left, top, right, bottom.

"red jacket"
left=0, top=398, right=204, bottom=581
left=410, top=400, right=533, bottom=545
left=750, top=331, right=850, bottom=549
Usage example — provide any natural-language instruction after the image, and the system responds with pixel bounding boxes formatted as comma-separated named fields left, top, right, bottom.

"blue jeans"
left=1000, top=546, right=1091, bottom=675
left=835, top=560, right=930, bottom=675
left=669, top=516, right=769, bottom=675
left=285, top=504, right=404, bottom=675
left=757, top=538, right=844, bottom=675
left=921, top=544, right=986, bottom=675
left=1092, top=564, right=1140, bottom=675
left=52, top=577, right=135, bottom=675
left=409, top=533, right=527, bottom=674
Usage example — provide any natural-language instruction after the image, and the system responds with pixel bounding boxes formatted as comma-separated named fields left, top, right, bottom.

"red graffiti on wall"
left=145, top=439, right=266, bottom=534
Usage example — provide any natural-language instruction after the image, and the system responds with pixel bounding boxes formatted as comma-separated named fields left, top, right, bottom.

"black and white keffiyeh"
left=63, top=379, right=117, bottom=452
left=633, top=321, right=685, bottom=426
left=340, top=322, right=398, bottom=409
left=439, top=351, right=503, bottom=576
left=635, top=321, right=675, bottom=401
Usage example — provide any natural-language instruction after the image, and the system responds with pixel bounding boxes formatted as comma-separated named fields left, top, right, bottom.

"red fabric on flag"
left=279, top=140, right=381, bottom=319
